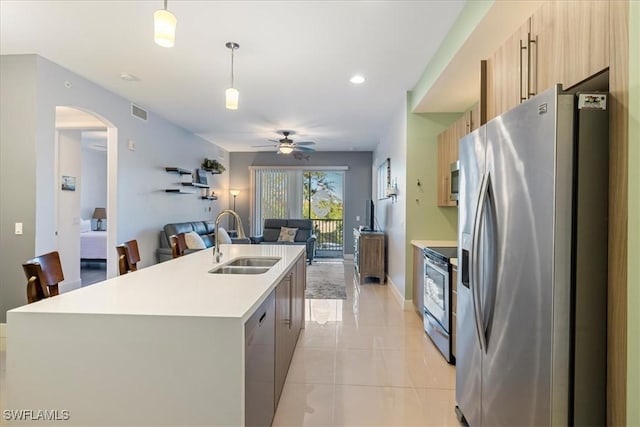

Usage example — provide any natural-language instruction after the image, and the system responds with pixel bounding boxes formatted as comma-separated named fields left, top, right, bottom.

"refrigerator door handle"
left=482, top=174, right=498, bottom=349
left=471, top=172, right=488, bottom=352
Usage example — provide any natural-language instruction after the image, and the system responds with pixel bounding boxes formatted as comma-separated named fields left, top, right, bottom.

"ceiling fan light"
left=154, top=9, right=176, bottom=48
left=225, top=87, right=239, bottom=110
left=279, top=145, right=294, bottom=154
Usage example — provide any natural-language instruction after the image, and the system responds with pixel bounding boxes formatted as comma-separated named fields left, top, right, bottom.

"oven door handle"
left=471, top=172, right=488, bottom=353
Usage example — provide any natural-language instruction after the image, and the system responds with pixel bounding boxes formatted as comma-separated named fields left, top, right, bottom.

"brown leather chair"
left=22, top=251, right=64, bottom=303
left=170, top=233, right=188, bottom=259
left=116, top=240, right=140, bottom=275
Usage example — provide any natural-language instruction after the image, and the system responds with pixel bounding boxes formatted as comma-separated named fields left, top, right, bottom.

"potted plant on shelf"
left=201, top=158, right=226, bottom=174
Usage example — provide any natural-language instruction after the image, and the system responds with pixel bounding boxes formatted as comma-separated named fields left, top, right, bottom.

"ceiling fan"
left=254, top=130, right=316, bottom=155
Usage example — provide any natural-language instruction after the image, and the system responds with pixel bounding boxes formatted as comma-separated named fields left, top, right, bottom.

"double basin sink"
left=209, top=256, right=281, bottom=275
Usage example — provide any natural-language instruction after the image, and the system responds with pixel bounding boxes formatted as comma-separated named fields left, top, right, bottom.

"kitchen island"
left=6, top=244, right=306, bottom=426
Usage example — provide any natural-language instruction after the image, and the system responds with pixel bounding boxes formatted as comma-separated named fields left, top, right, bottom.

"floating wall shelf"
left=165, top=189, right=193, bottom=194
left=182, top=182, right=210, bottom=188
left=164, top=166, right=216, bottom=199
left=165, top=167, right=192, bottom=175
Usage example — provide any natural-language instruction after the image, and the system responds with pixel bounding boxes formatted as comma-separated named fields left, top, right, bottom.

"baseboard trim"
left=1, top=323, right=6, bottom=338
left=386, top=275, right=413, bottom=311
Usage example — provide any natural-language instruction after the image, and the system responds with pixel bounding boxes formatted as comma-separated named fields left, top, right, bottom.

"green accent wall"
left=404, top=103, right=459, bottom=299
left=628, top=1, right=639, bottom=424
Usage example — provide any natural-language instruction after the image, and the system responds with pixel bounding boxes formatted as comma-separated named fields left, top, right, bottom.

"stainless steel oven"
left=423, top=246, right=456, bottom=364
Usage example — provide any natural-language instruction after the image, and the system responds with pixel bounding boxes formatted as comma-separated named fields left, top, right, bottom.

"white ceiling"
left=0, top=0, right=465, bottom=152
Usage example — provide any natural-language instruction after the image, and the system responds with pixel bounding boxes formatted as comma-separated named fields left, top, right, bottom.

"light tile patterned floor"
left=272, top=261, right=458, bottom=427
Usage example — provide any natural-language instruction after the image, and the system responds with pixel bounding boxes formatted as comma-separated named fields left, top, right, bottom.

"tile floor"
left=0, top=260, right=458, bottom=427
left=272, top=260, right=458, bottom=426
left=80, top=261, right=106, bottom=287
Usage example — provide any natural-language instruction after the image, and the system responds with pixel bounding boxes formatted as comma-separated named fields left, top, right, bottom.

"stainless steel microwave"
left=450, top=160, right=459, bottom=201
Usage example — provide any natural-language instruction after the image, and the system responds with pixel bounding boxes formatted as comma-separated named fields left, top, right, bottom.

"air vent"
left=131, top=104, right=148, bottom=121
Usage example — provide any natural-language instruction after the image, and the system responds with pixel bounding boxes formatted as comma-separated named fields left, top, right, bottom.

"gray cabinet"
left=274, top=256, right=305, bottom=407
left=245, top=254, right=305, bottom=426
left=245, top=291, right=275, bottom=427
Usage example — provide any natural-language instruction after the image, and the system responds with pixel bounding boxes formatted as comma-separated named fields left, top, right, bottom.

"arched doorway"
left=54, top=106, right=118, bottom=290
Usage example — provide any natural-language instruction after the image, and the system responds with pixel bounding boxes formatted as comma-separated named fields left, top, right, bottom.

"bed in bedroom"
left=80, top=219, right=107, bottom=261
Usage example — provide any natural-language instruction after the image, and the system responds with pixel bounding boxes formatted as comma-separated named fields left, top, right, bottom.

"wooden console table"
left=353, top=228, right=385, bottom=284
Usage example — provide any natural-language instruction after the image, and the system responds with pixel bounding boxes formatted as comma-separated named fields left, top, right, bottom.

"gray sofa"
left=250, top=219, right=316, bottom=264
left=157, top=220, right=249, bottom=262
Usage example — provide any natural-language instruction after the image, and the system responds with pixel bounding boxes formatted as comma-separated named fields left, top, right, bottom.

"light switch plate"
left=15, top=222, right=23, bottom=235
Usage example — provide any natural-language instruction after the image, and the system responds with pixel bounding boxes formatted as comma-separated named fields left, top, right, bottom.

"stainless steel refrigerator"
left=456, top=85, right=608, bottom=426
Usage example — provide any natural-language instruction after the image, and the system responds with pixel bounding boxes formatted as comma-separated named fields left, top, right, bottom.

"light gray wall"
left=374, top=97, right=407, bottom=298
left=81, top=144, right=107, bottom=221
left=0, top=54, right=228, bottom=322
left=229, top=151, right=372, bottom=254
left=58, top=130, right=83, bottom=289
left=0, top=55, right=38, bottom=324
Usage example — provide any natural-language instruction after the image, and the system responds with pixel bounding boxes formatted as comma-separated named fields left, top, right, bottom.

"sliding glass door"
left=252, top=168, right=344, bottom=258
left=303, top=171, right=344, bottom=258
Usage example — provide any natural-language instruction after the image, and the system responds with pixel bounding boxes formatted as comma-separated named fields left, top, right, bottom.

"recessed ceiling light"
left=120, top=72, right=140, bottom=82
left=350, top=75, right=366, bottom=84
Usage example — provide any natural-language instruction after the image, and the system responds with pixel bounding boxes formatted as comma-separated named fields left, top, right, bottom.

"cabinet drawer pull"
left=259, top=312, right=267, bottom=324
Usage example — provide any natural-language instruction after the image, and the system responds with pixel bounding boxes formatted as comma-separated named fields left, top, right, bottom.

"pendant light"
left=154, top=0, right=177, bottom=48
left=225, top=42, right=240, bottom=110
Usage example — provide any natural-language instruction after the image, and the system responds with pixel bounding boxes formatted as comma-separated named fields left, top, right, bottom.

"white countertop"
left=410, top=239, right=457, bottom=249
left=9, top=244, right=305, bottom=321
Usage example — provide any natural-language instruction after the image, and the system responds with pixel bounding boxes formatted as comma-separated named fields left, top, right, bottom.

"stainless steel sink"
left=227, top=257, right=281, bottom=267
left=209, top=266, right=270, bottom=275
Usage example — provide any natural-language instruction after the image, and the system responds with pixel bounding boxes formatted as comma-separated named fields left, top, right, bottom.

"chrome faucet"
left=214, top=209, right=246, bottom=263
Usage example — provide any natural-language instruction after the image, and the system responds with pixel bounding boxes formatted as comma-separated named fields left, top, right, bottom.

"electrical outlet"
left=15, top=222, right=23, bottom=235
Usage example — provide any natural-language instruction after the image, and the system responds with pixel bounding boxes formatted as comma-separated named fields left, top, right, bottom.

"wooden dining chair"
left=170, top=233, right=188, bottom=259
left=22, top=251, right=64, bottom=303
left=116, top=239, right=140, bottom=275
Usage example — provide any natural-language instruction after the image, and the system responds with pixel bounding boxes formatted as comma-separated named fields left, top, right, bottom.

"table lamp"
left=93, top=207, right=107, bottom=231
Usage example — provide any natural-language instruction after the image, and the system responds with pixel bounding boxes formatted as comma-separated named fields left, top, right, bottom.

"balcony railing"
left=312, top=218, right=344, bottom=258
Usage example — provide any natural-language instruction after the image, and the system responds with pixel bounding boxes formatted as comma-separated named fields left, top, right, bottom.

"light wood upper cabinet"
left=486, top=0, right=610, bottom=121
left=531, top=1, right=609, bottom=93
left=437, top=127, right=455, bottom=207
left=470, top=102, right=481, bottom=131
left=437, top=111, right=471, bottom=207
left=486, top=20, right=531, bottom=120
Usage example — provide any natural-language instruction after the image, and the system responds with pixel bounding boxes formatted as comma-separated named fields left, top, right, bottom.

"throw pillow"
left=277, top=227, right=298, bottom=243
left=216, top=227, right=232, bottom=245
left=184, top=231, right=206, bottom=249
